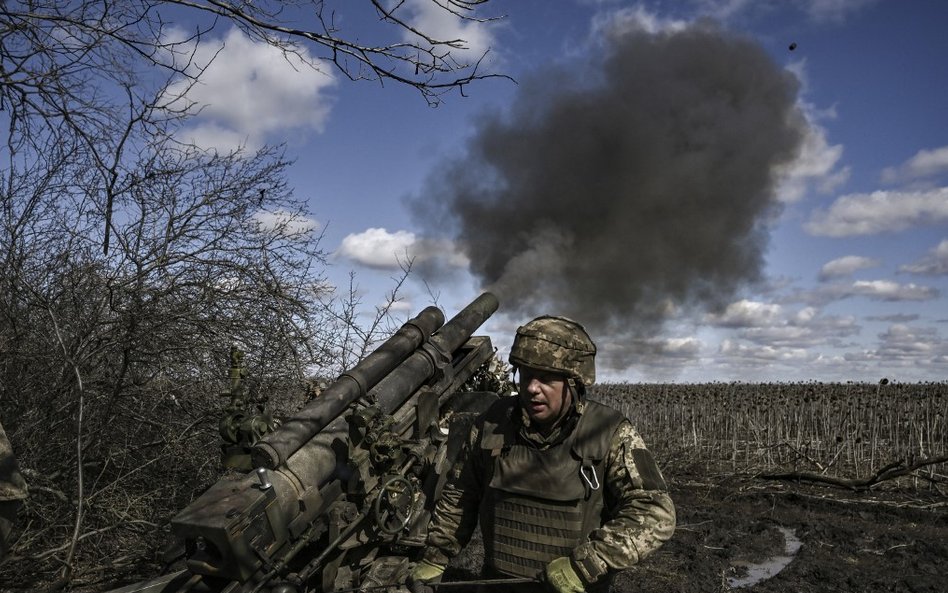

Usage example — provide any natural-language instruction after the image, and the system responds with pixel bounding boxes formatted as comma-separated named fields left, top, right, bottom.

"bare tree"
left=0, top=81, right=341, bottom=584
left=0, top=1, right=504, bottom=118
left=1, top=1, right=506, bottom=256
left=164, top=0, right=504, bottom=98
left=0, top=2, right=487, bottom=587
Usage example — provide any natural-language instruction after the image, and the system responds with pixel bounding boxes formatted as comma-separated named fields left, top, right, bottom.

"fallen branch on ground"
left=760, top=455, right=948, bottom=491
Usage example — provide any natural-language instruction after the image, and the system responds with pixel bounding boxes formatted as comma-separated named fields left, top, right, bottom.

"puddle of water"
left=727, top=526, right=802, bottom=589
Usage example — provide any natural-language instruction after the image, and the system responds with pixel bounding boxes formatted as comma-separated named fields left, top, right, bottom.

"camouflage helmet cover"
left=509, top=315, right=597, bottom=385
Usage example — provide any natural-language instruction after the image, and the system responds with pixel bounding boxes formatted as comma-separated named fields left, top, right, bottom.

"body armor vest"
left=477, top=398, right=626, bottom=580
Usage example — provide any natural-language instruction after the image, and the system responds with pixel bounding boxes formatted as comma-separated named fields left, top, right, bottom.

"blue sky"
left=173, top=0, right=948, bottom=383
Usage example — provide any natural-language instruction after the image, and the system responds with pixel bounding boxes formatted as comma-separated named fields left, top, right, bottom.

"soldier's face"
left=518, top=367, right=571, bottom=428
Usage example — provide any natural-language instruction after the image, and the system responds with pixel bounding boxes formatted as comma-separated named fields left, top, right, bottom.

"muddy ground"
left=444, top=471, right=948, bottom=593
left=8, top=469, right=944, bottom=592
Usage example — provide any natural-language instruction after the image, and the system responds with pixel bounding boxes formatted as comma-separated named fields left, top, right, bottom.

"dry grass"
left=591, top=382, right=948, bottom=487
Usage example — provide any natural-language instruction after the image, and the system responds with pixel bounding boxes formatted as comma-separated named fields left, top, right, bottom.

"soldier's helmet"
left=509, top=316, right=596, bottom=386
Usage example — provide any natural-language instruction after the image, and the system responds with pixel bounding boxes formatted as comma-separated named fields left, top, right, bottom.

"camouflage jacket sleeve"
left=421, top=422, right=485, bottom=567
left=570, top=421, right=675, bottom=584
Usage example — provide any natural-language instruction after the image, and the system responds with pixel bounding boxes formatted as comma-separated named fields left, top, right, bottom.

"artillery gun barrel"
left=370, top=292, right=499, bottom=416
left=168, top=294, right=499, bottom=586
left=281, top=292, right=498, bottom=479
left=253, top=305, right=446, bottom=469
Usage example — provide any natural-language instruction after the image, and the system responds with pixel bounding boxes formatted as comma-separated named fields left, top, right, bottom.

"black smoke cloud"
left=413, top=21, right=806, bottom=347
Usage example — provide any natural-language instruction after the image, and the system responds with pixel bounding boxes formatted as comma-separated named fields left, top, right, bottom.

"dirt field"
left=623, top=473, right=947, bottom=593
left=444, top=470, right=948, bottom=593
left=5, top=469, right=945, bottom=593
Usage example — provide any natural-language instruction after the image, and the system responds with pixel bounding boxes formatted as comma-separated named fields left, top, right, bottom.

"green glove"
left=544, top=557, right=585, bottom=593
left=408, top=560, right=446, bottom=593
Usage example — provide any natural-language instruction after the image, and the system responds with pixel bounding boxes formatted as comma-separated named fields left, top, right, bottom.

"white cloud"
left=876, top=324, right=940, bottom=357
left=597, top=334, right=704, bottom=378
left=400, top=0, right=498, bottom=64
left=775, top=61, right=850, bottom=203
left=705, top=300, right=783, bottom=328
left=844, top=324, right=948, bottom=368
left=718, top=339, right=812, bottom=363
left=165, top=28, right=336, bottom=153
left=818, top=255, right=879, bottom=281
left=387, top=300, right=416, bottom=314
left=336, top=228, right=417, bottom=269
left=787, top=279, right=939, bottom=305
left=794, top=306, right=818, bottom=324
left=254, top=210, right=321, bottom=237
left=706, top=298, right=860, bottom=353
left=899, top=239, right=948, bottom=276
left=850, top=280, right=938, bottom=301
left=776, top=122, right=850, bottom=202
left=591, top=4, right=689, bottom=38
left=657, top=337, right=703, bottom=358
left=178, top=123, right=252, bottom=154
left=738, top=315, right=859, bottom=348
left=882, top=146, right=948, bottom=184
left=804, top=187, right=948, bottom=237
left=335, top=227, right=469, bottom=271
left=690, top=0, right=757, bottom=21
left=866, top=313, right=920, bottom=323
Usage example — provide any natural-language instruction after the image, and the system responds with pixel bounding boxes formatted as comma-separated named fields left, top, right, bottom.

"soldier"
left=0, top=418, right=28, bottom=560
left=409, top=317, right=675, bottom=593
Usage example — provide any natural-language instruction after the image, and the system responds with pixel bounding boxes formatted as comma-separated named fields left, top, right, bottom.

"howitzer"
left=109, top=293, right=502, bottom=593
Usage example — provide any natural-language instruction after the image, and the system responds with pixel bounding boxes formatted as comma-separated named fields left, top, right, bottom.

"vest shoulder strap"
left=571, top=400, right=627, bottom=462
left=478, top=396, right=518, bottom=455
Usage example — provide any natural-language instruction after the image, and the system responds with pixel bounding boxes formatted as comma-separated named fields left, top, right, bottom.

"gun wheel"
left=373, top=475, right=415, bottom=536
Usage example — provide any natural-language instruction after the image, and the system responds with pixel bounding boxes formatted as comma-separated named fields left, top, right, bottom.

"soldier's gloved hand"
left=407, top=559, right=445, bottom=593
left=544, top=557, right=585, bottom=593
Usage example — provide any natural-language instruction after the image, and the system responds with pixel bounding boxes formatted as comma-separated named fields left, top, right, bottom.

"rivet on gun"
left=256, top=467, right=272, bottom=490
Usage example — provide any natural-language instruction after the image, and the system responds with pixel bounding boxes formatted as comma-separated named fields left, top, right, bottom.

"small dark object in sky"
left=789, top=42, right=797, bottom=51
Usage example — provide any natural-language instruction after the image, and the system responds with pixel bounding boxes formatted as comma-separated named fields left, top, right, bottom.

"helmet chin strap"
left=557, top=380, right=579, bottom=421
left=566, top=377, right=585, bottom=401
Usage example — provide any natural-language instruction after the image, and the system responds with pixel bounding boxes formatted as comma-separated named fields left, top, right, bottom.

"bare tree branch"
left=761, top=455, right=948, bottom=491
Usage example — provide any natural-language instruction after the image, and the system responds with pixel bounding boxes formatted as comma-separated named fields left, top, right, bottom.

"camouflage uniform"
left=421, top=397, right=675, bottom=592
left=0, top=418, right=28, bottom=559
left=412, top=316, right=674, bottom=593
